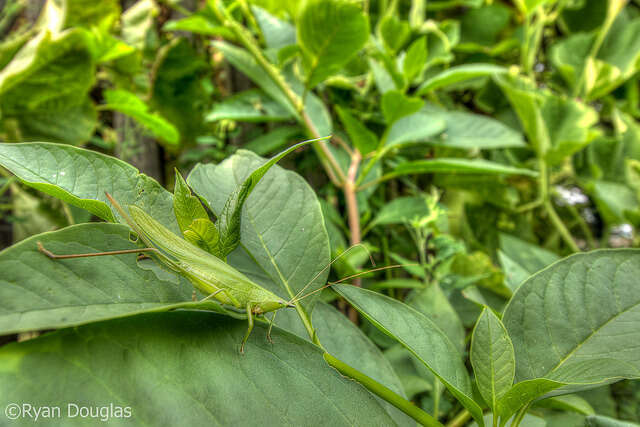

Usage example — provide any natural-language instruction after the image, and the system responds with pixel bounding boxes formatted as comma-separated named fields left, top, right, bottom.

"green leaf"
left=213, top=41, right=293, bottom=114
left=388, top=159, right=539, bottom=178
left=380, top=15, right=411, bottom=53
left=252, top=5, right=296, bottom=50
left=417, top=63, right=508, bottom=94
left=495, top=74, right=598, bottom=162
left=334, top=284, right=485, bottom=426
left=0, top=223, right=228, bottom=335
left=297, top=0, right=369, bottom=88
left=336, top=106, right=378, bottom=155
left=276, top=303, right=415, bottom=426
left=460, top=4, right=511, bottom=45
left=62, top=0, right=120, bottom=29
left=205, top=89, right=293, bottom=123
left=0, top=29, right=96, bottom=144
left=381, top=90, right=424, bottom=125
left=434, top=111, right=526, bottom=149
left=498, top=233, right=560, bottom=292
left=407, top=283, right=466, bottom=353
left=502, top=250, right=640, bottom=414
left=497, top=378, right=564, bottom=423
left=188, top=149, right=331, bottom=308
left=244, top=126, right=302, bottom=156
left=183, top=218, right=220, bottom=253
left=403, top=36, right=427, bottom=83
left=0, top=311, right=396, bottom=424
left=0, top=142, right=178, bottom=232
left=471, top=308, right=516, bottom=411
left=550, top=33, right=593, bottom=90
left=121, top=0, right=157, bottom=49
left=150, top=38, right=209, bottom=145
left=534, top=394, right=595, bottom=415
left=368, top=196, right=434, bottom=228
left=172, top=170, right=218, bottom=253
left=102, top=89, right=179, bottom=146
left=214, top=138, right=325, bottom=259
left=163, top=14, right=234, bottom=38
left=385, top=112, right=446, bottom=148
left=586, top=415, right=640, bottom=427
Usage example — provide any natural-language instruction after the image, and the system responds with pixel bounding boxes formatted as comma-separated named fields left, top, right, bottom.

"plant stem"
left=446, top=409, right=471, bottom=427
left=214, top=1, right=346, bottom=186
left=324, top=353, right=444, bottom=427
left=544, top=200, right=580, bottom=252
left=344, top=150, right=362, bottom=323
left=511, top=403, right=531, bottom=427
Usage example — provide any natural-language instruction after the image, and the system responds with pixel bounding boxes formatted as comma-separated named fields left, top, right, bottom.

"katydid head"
left=254, top=298, right=295, bottom=314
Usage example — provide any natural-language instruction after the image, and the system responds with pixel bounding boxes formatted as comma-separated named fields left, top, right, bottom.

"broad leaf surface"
left=0, top=223, right=231, bottom=335
left=385, top=112, right=446, bottom=148
left=0, top=142, right=178, bottom=232
left=206, top=89, right=293, bottom=123
left=388, top=159, right=539, bottom=178
left=471, top=308, right=515, bottom=411
left=275, top=303, right=415, bottom=426
left=297, top=0, right=369, bottom=88
left=498, top=233, right=560, bottom=292
left=417, top=64, right=508, bottom=94
left=0, top=312, right=395, bottom=425
left=188, top=150, right=330, bottom=308
left=334, top=284, right=485, bottom=425
left=102, top=89, right=179, bottom=146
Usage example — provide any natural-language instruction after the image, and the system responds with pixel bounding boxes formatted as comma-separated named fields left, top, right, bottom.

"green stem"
left=545, top=200, right=580, bottom=252
left=566, top=203, right=596, bottom=249
left=511, top=403, right=531, bottom=427
left=324, top=353, right=443, bottom=427
left=446, top=409, right=471, bottom=427
left=213, top=1, right=346, bottom=186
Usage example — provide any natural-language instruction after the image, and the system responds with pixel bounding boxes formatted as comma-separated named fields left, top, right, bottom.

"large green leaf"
left=336, top=106, right=377, bottom=155
left=0, top=29, right=96, bottom=143
left=252, top=5, right=296, bottom=50
left=502, top=250, right=640, bottom=407
left=471, top=308, right=515, bottom=412
left=187, top=150, right=330, bottom=308
left=385, top=112, right=446, bottom=148
left=150, top=38, right=209, bottom=145
left=205, top=89, right=293, bottom=123
left=387, top=159, right=539, bottom=179
left=0, top=312, right=396, bottom=425
left=407, top=283, right=466, bottom=353
left=495, top=74, right=598, bottom=162
left=0, top=223, right=223, bottom=335
left=0, top=142, right=177, bottom=232
left=498, top=233, right=560, bottom=292
left=102, top=89, right=179, bottom=146
left=433, top=111, right=525, bottom=149
left=417, top=64, right=508, bottom=94
left=381, top=91, right=424, bottom=125
left=276, top=303, right=415, bottom=426
left=586, top=415, right=640, bottom=427
left=213, top=41, right=293, bottom=114
left=297, top=0, right=369, bottom=88
left=334, top=284, right=485, bottom=425
left=368, top=196, right=434, bottom=229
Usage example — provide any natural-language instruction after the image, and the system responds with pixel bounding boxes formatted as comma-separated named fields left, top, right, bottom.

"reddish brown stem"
left=344, top=150, right=362, bottom=323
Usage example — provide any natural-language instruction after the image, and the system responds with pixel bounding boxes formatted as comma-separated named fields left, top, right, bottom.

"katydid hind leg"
left=240, top=303, right=254, bottom=354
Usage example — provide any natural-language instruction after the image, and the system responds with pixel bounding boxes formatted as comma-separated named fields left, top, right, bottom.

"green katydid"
left=35, top=138, right=333, bottom=353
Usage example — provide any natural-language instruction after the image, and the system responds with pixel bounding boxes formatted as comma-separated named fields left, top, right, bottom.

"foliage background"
left=1, top=0, right=640, bottom=425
